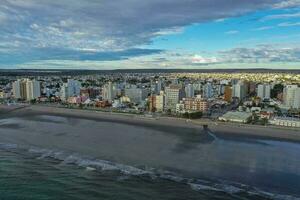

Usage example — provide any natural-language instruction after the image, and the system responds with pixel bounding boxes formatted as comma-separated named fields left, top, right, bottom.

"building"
left=202, top=83, right=213, bottom=99
left=165, top=85, right=185, bottom=112
left=219, top=111, right=252, bottom=123
left=12, top=80, right=21, bottom=99
left=155, top=91, right=165, bottom=112
left=224, top=86, right=232, bottom=103
left=60, top=79, right=81, bottom=101
left=257, top=84, right=271, bottom=100
left=185, top=84, right=194, bottom=98
left=12, top=79, right=41, bottom=101
left=232, top=81, right=247, bottom=100
left=283, top=85, right=300, bottom=109
left=102, top=82, right=116, bottom=102
left=148, top=95, right=156, bottom=112
left=125, top=88, right=148, bottom=104
left=269, top=117, right=300, bottom=128
left=181, top=96, right=208, bottom=112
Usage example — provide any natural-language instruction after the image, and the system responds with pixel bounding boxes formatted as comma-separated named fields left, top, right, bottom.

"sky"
left=1, top=0, right=300, bottom=70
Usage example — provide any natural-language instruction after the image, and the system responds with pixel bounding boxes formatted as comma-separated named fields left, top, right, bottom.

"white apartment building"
left=257, top=84, right=271, bottom=100
left=283, top=85, right=300, bottom=109
left=165, top=85, right=185, bottom=111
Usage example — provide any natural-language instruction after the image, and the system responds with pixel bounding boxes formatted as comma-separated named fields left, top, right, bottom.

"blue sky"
left=1, top=0, right=300, bottom=69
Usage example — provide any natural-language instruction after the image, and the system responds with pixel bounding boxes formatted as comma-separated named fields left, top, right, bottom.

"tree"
left=271, top=84, right=284, bottom=99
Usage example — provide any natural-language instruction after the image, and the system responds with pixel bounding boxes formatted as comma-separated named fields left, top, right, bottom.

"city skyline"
left=1, top=0, right=300, bottom=69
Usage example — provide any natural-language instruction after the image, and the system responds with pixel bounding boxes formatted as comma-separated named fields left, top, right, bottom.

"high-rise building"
left=283, top=85, right=300, bottom=109
left=232, top=81, right=247, bottom=100
left=26, top=79, right=41, bottom=100
left=202, top=83, right=213, bottom=99
left=185, top=84, right=194, bottom=98
left=257, top=84, right=271, bottom=100
left=165, top=85, right=185, bottom=111
left=155, top=91, right=165, bottom=112
left=60, top=79, right=81, bottom=101
left=125, top=88, right=148, bottom=104
left=12, top=79, right=40, bottom=100
left=148, top=95, right=156, bottom=112
left=224, top=86, right=232, bottom=103
left=12, top=80, right=21, bottom=99
left=102, top=81, right=115, bottom=102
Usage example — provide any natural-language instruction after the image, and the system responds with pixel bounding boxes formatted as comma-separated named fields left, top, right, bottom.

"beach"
left=0, top=104, right=300, bottom=199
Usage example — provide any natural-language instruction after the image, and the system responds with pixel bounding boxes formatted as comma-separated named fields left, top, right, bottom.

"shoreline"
left=1, top=104, right=300, bottom=143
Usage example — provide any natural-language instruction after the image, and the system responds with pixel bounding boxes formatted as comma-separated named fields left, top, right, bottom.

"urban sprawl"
left=1, top=72, right=300, bottom=128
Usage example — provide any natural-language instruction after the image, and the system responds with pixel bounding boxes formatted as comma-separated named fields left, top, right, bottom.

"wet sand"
left=0, top=104, right=300, bottom=196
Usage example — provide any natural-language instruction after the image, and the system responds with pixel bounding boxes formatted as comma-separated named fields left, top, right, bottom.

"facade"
left=155, top=91, right=165, bottom=112
left=12, top=80, right=21, bottom=99
left=283, top=85, right=300, bottom=109
left=257, top=84, right=271, bottom=100
left=224, top=86, right=232, bottom=103
left=232, top=81, right=247, bottom=100
left=165, top=85, right=185, bottom=112
left=269, top=117, right=300, bottom=128
left=60, top=79, right=81, bottom=101
left=202, top=83, right=213, bottom=99
left=12, top=79, right=40, bottom=101
left=125, top=88, right=148, bottom=104
left=181, top=96, right=208, bottom=112
left=219, top=111, right=252, bottom=123
left=185, top=84, right=194, bottom=98
left=102, top=82, right=115, bottom=102
left=148, top=95, right=156, bottom=112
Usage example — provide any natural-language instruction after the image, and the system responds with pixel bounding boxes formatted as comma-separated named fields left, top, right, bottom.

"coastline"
left=1, top=104, right=299, bottom=143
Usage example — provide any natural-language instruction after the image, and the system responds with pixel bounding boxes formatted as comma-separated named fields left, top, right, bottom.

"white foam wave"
left=0, top=142, right=299, bottom=200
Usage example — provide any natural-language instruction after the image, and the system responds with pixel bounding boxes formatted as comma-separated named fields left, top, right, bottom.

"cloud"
left=252, top=26, right=274, bottom=31
left=273, top=0, right=300, bottom=8
left=278, top=21, right=300, bottom=26
left=219, top=45, right=300, bottom=63
left=225, top=30, right=239, bottom=35
left=0, top=0, right=299, bottom=68
left=191, top=55, right=219, bottom=64
left=262, top=12, right=300, bottom=21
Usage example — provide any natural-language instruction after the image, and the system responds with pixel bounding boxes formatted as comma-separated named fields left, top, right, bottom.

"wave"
left=0, top=142, right=299, bottom=200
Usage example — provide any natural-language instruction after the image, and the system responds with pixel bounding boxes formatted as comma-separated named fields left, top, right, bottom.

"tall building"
left=283, top=85, right=300, bottom=109
left=12, top=79, right=40, bottom=100
left=232, top=81, right=247, bottom=100
left=12, top=80, right=21, bottom=99
left=125, top=88, right=148, bottom=104
left=224, top=86, right=232, bottom=103
left=26, top=79, right=41, bottom=100
left=165, top=85, right=185, bottom=111
left=102, top=81, right=115, bottom=102
left=257, top=84, right=271, bottom=100
left=155, top=91, right=165, bottom=112
left=60, top=79, right=81, bottom=101
left=185, top=84, right=194, bottom=98
left=148, top=95, right=156, bottom=112
left=202, top=83, right=213, bottom=99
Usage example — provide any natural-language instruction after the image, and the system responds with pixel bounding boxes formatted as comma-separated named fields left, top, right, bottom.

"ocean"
left=0, top=113, right=300, bottom=200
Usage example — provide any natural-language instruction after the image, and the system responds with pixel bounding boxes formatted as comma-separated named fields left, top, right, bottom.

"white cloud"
left=252, top=26, right=274, bottom=31
left=278, top=22, right=300, bottom=26
left=262, top=12, right=300, bottom=21
left=273, top=0, right=300, bottom=8
left=225, top=30, right=239, bottom=35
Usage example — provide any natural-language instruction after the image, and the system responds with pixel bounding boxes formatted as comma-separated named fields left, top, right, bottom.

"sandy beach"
left=2, top=104, right=299, bottom=143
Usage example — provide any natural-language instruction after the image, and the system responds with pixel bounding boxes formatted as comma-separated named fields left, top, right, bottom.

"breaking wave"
left=0, top=142, right=299, bottom=200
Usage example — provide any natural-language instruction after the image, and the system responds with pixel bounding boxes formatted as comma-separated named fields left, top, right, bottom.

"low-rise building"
left=219, top=111, right=252, bottom=123
left=269, top=117, right=300, bottom=128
